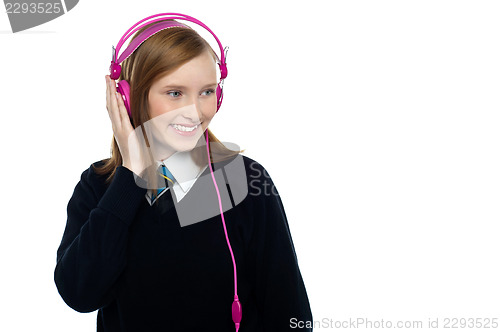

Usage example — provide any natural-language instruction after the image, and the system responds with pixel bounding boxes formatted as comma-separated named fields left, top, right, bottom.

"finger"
left=105, top=75, right=114, bottom=119
left=107, top=77, right=122, bottom=129
left=115, top=92, right=133, bottom=131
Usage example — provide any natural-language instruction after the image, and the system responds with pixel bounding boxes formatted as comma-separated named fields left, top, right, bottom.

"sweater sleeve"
left=249, top=164, right=313, bottom=331
left=54, top=165, right=147, bottom=313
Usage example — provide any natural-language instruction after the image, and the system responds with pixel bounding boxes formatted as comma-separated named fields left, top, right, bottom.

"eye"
left=166, top=91, right=182, bottom=98
left=202, top=89, right=215, bottom=96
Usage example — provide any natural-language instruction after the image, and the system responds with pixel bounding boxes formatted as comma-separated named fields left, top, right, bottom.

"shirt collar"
left=158, top=150, right=206, bottom=193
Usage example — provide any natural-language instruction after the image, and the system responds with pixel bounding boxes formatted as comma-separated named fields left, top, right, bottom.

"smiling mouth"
left=171, top=123, right=200, bottom=132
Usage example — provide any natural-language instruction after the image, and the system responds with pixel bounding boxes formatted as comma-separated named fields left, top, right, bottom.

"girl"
left=54, top=13, right=313, bottom=332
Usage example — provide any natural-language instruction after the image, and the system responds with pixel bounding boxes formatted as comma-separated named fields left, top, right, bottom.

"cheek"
left=148, top=98, right=161, bottom=118
left=148, top=94, right=172, bottom=118
left=203, top=108, right=216, bottom=120
left=202, top=99, right=217, bottom=120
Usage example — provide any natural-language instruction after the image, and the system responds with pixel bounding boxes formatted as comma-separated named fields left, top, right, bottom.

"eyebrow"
left=161, top=83, right=218, bottom=90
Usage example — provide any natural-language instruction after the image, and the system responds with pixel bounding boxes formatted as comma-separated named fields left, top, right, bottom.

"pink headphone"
left=108, top=13, right=242, bottom=331
left=109, top=13, right=228, bottom=118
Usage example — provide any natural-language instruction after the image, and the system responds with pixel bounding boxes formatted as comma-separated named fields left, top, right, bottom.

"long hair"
left=94, top=20, right=242, bottom=184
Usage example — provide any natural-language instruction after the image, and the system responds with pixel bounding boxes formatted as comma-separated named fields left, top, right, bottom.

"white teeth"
left=172, top=124, right=198, bottom=132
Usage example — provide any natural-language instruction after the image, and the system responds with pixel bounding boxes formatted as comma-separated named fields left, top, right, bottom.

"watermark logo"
left=3, top=0, right=79, bottom=32
left=125, top=104, right=250, bottom=227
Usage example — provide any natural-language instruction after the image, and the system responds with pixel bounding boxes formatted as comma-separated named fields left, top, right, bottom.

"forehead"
left=154, top=50, right=217, bottom=85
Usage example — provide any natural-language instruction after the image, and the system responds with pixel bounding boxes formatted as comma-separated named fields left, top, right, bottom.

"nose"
left=180, top=101, right=203, bottom=124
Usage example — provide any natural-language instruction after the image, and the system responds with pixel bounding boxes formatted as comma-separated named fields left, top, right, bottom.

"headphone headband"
left=110, top=13, right=228, bottom=80
left=115, top=20, right=190, bottom=65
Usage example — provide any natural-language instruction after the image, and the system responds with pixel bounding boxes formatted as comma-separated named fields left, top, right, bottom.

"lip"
left=171, top=123, right=201, bottom=127
left=169, top=123, right=200, bottom=137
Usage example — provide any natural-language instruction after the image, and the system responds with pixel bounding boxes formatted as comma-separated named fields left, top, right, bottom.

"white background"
left=1, top=0, right=499, bottom=331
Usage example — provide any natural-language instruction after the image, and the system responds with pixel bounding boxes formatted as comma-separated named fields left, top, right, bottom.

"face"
left=145, top=50, right=218, bottom=161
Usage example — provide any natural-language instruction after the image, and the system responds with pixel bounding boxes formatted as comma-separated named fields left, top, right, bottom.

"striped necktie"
left=150, top=164, right=175, bottom=203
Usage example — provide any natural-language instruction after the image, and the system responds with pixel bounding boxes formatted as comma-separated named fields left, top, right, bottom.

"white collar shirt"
left=145, top=151, right=208, bottom=205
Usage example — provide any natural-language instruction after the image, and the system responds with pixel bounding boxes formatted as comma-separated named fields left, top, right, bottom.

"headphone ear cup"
left=216, top=83, right=223, bottom=112
left=116, top=80, right=131, bottom=118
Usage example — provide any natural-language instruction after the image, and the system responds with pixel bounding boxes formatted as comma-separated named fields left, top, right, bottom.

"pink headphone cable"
left=205, top=130, right=242, bottom=331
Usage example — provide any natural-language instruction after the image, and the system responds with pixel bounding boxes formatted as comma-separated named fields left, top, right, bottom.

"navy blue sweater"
left=54, top=155, right=313, bottom=331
